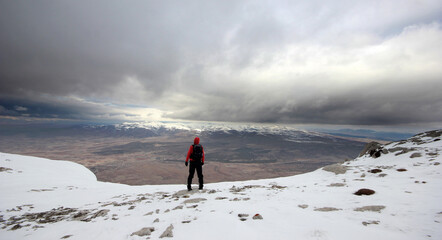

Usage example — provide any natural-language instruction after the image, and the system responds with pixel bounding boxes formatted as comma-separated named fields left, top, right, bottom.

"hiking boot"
left=198, top=185, right=203, bottom=190
left=187, top=185, right=192, bottom=191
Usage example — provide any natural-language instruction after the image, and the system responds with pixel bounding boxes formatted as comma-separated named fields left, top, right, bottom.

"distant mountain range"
left=316, top=128, right=414, bottom=141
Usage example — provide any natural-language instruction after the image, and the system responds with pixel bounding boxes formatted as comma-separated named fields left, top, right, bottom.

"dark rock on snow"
left=354, top=189, right=376, bottom=196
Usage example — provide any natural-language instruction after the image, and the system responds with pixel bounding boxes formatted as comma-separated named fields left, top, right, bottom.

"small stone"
left=238, top=213, right=249, bottom=218
left=328, top=183, right=346, bottom=187
left=397, top=168, right=407, bottom=172
left=128, top=206, right=135, bottom=210
left=182, top=220, right=191, bottom=223
left=354, top=189, right=375, bottom=196
left=153, top=218, right=159, bottom=223
left=61, top=235, right=73, bottom=239
left=252, top=214, right=263, bottom=220
left=298, top=204, right=309, bottom=209
left=362, top=220, right=380, bottom=226
left=368, top=169, right=382, bottom=174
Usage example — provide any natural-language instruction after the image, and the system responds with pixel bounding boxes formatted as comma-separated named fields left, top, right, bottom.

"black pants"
left=187, top=161, right=203, bottom=188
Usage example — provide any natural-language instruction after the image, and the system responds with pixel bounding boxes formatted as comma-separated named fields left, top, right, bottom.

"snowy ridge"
left=113, top=121, right=315, bottom=136
left=0, top=130, right=441, bottom=240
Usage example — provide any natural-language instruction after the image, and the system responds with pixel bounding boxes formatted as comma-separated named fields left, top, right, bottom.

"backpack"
left=191, top=144, right=203, bottom=161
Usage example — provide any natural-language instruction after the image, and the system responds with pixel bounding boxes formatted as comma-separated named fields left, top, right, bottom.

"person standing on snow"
left=185, top=137, right=205, bottom=191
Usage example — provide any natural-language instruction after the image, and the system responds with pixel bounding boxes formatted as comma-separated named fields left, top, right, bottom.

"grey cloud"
left=1, top=1, right=442, bottom=126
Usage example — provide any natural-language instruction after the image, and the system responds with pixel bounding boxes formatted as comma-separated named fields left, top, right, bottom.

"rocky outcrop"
left=131, top=227, right=155, bottom=236
left=359, top=141, right=388, bottom=158
left=159, top=224, right=174, bottom=238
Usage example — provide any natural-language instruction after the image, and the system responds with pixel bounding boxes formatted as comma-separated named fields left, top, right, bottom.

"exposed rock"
left=397, top=168, right=407, bottom=172
left=378, top=173, right=388, bottom=177
left=368, top=169, right=382, bottom=174
left=359, top=142, right=386, bottom=158
left=182, top=220, right=191, bottom=223
left=11, top=224, right=22, bottom=230
left=314, top=207, right=342, bottom=212
left=159, top=224, right=174, bottom=238
left=252, top=214, right=263, bottom=220
left=238, top=213, right=249, bottom=218
left=354, top=205, right=385, bottom=213
left=410, top=153, right=422, bottom=158
left=298, top=204, right=309, bottom=209
left=90, top=209, right=109, bottom=219
left=362, top=220, right=380, bottom=226
left=144, top=211, right=153, bottom=216
left=328, top=183, right=346, bottom=187
left=322, top=164, right=348, bottom=175
left=131, top=227, right=155, bottom=236
left=0, top=167, right=12, bottom=172
left=230, top=185, right=265, bottom=193
left=215, top=197, right=228, bottom=200
left=61, top=235, right=73, bottom=239
left=172, top=205, right=183, bottom=210
left=183, top=198, right=207, bottom=204
left=419, top=130, right=442, bottom=138
left=354, top=188, right=375, bottom=196
left=270, top=184, right=287, bottom=189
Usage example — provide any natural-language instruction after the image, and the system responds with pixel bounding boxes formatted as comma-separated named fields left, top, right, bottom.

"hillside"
left=0, top=130, right=441, bottom=240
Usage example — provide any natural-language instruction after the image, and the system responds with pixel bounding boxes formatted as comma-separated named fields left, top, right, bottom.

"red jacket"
left=186, top=137, right=205, bottom=163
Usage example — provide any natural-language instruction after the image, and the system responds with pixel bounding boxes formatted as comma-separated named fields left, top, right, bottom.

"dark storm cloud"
left=1, top=0, right=442, bottom=126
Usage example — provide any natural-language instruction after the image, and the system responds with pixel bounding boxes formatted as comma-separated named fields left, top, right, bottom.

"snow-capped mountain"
left=113, top=121, right=308, bottom=135
left=0, top=130, right=441, bottom=240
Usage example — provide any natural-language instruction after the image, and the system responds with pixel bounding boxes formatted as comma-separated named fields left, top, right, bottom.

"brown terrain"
left=0, top=125, right=366, bottom=185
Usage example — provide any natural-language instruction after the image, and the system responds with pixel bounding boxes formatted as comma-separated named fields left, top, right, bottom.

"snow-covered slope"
left=0, top=130, right=441, bottom=240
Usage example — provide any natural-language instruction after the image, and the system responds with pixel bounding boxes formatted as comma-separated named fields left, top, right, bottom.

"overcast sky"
left=1, top=0, right=442, bottom=129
